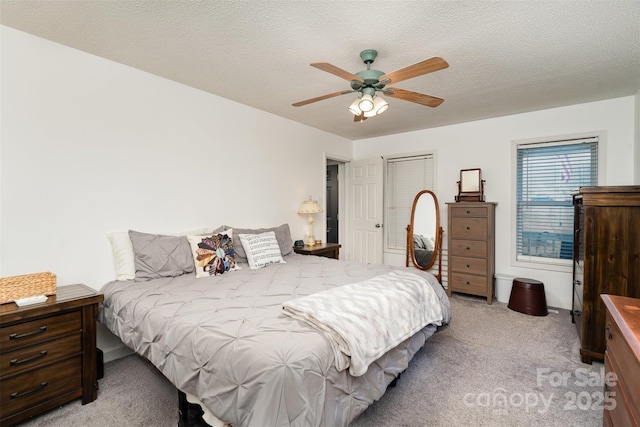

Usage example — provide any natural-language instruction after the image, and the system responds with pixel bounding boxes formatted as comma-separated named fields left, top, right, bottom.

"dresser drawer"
left=0, top=333, right=81, bottom=378
left=0, top=311, right=81, bottom=353
left=605, top=311, right=640, bottom=419
left=449, top=272, right=487, bottom=295
left=450, top=205, right=488, bottom=218
left=450, top=256, right=487, bottom=276
left=0, top=355, right=82, bottom=417
left=604, top=353, right=637, bottom=427
left=450, top=218, right=487, bottom=240
left=449, top=239, right=487, bottom=258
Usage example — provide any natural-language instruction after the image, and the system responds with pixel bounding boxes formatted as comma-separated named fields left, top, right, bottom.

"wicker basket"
left=0, top=272, right=57, bottom=304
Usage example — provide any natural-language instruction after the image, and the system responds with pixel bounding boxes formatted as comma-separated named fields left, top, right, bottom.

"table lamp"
left=298, top=197, right=323, bottom=246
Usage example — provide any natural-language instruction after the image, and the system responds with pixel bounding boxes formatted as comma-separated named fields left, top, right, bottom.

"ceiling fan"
left=292, top=49, right=449, bottom=122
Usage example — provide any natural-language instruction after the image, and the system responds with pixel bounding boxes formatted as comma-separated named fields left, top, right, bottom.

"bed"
left=99, top=225, right=450, bottom=427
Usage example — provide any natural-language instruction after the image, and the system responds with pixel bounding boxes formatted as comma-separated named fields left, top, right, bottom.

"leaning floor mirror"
left=406, top=190, right=443, bottom=282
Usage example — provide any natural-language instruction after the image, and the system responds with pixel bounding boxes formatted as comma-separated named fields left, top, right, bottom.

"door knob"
left=375, top=224, right=382, bottom=228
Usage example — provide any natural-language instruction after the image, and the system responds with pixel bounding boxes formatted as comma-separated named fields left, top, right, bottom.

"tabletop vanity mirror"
left=455, top=168, right=485, bottom=202
left=406, top=190, right=443, bottom=282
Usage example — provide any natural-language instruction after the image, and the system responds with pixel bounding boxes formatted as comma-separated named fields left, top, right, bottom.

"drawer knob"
left=10, top=382, right=48, bottom=399
left=466, top=210, right=470, bottom=214
left=466, top=264, right=471, bottom=268
left=10, top=350, right=48, bottom=366
left=9, top=326, right=47, bottom=340
left=466, top=246, right=470, bottom=250
left=466, top=281, right=470, bottom=285
left=465, top=226, right=470, bottom=230
left=605, top=323, right=612, bottom=340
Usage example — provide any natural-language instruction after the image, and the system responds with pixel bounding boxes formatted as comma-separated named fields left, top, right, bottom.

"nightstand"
left=0, top=284, right=104, bottom=426
left=294, top=243, right=341, bottom=260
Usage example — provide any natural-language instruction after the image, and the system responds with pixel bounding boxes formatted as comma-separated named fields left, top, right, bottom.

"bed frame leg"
left=178, top=390, right=208, bottom=427
left=388, top=371, right=403, bottom=388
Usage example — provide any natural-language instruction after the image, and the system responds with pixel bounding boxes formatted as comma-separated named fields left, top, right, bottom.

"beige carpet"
left=18, top=294, right=604, bottom=426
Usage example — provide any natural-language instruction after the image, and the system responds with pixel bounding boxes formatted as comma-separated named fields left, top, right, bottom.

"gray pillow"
left=129, top=230, right=195, bottom=281
left=226, top=223, right=293, bottom=262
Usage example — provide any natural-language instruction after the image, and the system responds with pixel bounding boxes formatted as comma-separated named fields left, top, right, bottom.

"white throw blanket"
left=282, top=270, right=444, bottom=376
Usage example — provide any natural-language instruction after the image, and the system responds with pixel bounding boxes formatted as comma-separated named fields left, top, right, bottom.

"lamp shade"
left=298, top=198, right=323, bottom=214
left=358, top=94, right=374, bottom=112
left=373, top=96, right=389, bottom=114
left=348, top=98, right=362, bottom=115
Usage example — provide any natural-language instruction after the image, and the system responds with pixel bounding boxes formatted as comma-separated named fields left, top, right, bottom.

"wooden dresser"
left=446, top=202, right=496, bottom=304
left=0, top=284, right=103, bottom=426
left=572, top=186, right=640, bottom=364
left=601, top=295, right=640, bottom=427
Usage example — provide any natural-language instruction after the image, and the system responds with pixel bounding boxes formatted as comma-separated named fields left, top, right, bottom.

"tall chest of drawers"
left=0, top=284, right=103, bottom=426
left=446, top=202, right=497, bottom=304
left=572, top=186, right=640, bottom=364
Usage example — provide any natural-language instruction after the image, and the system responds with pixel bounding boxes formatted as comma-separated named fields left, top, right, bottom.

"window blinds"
left=386, top=154, right=435, bottom=250
left=516, top=137, right=598, bottom=262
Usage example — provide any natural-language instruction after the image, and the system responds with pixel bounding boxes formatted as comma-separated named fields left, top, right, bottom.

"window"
left=516, top=137, right=598, bottom=264
left=385, top=154, right=435, bottom=251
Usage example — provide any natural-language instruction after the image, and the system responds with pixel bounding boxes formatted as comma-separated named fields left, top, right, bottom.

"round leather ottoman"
left=507, top=278, right=548, bottom=316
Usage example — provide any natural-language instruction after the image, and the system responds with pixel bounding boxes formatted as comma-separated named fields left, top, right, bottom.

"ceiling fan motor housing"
left=353, top=69, right=386, bottom=94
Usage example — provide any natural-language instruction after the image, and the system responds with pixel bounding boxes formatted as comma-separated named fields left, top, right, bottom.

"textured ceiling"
left=2, top=1, right=639, bottom=140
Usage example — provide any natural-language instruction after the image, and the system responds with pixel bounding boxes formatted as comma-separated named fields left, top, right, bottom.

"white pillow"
left=107, top=227, right=216, bottom=281
left=238, top=231, right=286, bottom=270
left=107, top=232, right=136, bottom=281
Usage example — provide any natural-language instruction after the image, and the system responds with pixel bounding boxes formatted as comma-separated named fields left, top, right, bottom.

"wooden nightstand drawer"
left=294, top=243, right=341, bottom=260
left=605, top=311, right=640, bottom=418
left=450, top=206, right=488, bottom=218
left=450, top=218, right=487, bottom=240
left=0, top=311, right=81, bottom=353
left=0, top=355, right=82, bottom=417
left=604, top=353, right=636, bottom=427
left=449, top=240, right=487, bottom=258
left=449, top=272, right=487, bottom=295
left=450, top=256, right=487, bottom=275
left=0, top=334, right=81, bottom=377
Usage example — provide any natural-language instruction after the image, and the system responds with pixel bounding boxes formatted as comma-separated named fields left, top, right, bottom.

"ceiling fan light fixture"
left=348, top=98, right=362, bottom=115
left=358, top=93, right=374, bottom=112
left=372, top=96, right=389, bottom=115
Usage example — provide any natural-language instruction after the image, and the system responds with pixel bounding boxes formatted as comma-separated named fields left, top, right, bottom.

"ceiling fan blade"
left=380, top=57, right=449, bottom=85
left=353, top=113, right=367, bottom=123
left=292, top=90, right=353, bottom=107
left=386, top=87, right=444, bottom=108
left=311, top=63, right=364, bottom=83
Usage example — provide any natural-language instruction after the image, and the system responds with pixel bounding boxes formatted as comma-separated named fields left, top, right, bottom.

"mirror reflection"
left=406, top=190, right=442, bottom=280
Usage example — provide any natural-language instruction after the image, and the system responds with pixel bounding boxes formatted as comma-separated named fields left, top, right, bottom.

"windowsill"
left=511, top=256, right=572, bottom=273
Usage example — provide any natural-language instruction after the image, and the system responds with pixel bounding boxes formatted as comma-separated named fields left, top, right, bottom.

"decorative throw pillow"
left=228, top=224, right=294, bottom=262
left=238, top=231, right=286, bottom=270
left=187, top=229, right=239, bottom=278
left=129, top=230, right=195, bottom=281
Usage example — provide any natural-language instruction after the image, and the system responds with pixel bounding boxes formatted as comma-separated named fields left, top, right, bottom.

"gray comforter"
left=99, top=253, right=450, bottom=427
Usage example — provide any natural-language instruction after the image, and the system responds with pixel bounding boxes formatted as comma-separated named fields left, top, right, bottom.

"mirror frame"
left=405, top=190, right=443, bottom=281
left=456, top=168, right=485, bottom=202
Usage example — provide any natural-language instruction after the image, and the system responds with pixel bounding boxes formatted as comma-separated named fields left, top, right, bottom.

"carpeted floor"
left=17, top=294, right=604, bottom=426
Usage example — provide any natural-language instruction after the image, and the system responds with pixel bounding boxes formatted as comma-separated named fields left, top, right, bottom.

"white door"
left=349, top=157, right=384, bottom=263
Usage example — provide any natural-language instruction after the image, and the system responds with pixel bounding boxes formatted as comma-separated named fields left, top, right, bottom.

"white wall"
left=0, top=26, right=352, bottom=291
left=354, top=96, right=637, bottom=310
